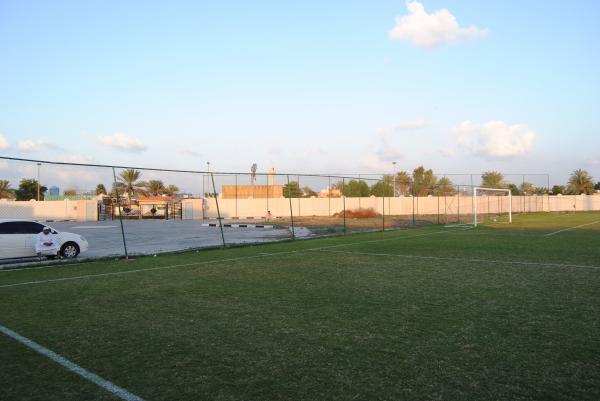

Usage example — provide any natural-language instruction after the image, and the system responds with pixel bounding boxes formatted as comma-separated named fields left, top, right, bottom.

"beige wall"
left=0, top=199, right=98, bottom=221
left=204, top=194, right=600, bottom=218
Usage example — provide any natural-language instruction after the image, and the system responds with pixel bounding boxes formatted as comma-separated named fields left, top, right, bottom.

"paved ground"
left=0, top=220, right=300, bottom=266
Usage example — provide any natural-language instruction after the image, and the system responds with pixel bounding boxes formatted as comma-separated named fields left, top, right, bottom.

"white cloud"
left=396, top=119, right=428, bottom=130
left=453, top=120, right=536, bottom=158
left=0, top=135, right=8, bottom=150
left=17, top=139, right=61, bottom=152
left=439, top=148, right=455, bottom=157
left=96, top=132, right=147, bottom=152
left=178, top=149, right=202, bottom=157
left=389, top=1, right=489, bottom=48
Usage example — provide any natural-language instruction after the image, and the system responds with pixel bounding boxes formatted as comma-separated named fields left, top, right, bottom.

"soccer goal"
left=473, top=187, right=512, bottom=227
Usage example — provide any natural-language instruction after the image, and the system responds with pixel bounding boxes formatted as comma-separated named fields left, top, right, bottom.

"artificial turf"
left=1, top=212, right=599, bottom=401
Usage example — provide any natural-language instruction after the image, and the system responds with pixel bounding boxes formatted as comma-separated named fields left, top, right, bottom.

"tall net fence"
left=2, top=156, right=597, bottom=265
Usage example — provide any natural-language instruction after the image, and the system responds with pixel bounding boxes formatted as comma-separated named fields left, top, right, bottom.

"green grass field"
left=1, top=212, right=599, bottom=401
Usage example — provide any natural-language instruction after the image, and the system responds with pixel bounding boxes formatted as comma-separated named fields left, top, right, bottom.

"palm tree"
left=434, top=177, right=456, bottom=196
left=163, top=184, right=180, bottom=197
left=567, top=169, right=595, bottom=195
left=118, top=169, right=147, bottom=197
left=394, top=171, right=412, bottom=196
left=145, top=180, right=165, bottom=196
left=481, top=171, right=506, bottom=188
left=0, top=180, right=14, bottom=199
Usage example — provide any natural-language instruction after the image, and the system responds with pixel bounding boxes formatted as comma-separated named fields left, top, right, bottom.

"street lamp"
left=392, top=161, right=397, bottom=197
left=36, top=163, right=41, bottom=201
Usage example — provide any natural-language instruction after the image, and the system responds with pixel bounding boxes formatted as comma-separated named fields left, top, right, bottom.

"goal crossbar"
left=473, top=187, right=512, bottom=227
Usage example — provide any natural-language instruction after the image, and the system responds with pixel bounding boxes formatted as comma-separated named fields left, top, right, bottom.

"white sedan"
left=0, top=219, right=89, bottom=260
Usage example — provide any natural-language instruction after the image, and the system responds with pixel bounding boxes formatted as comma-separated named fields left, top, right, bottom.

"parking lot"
left=0, top=220, right=298, bottom=266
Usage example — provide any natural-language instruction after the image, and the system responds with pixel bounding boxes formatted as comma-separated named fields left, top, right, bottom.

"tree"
left=0, top=180, right=14, bottom=199
left=96, top=184, right=107, bottom=195
left=519, top=182, right=536, bottom=195
left=250, top=163, right=257, bottom=185
left=118, top=169, right=147, bottom=197
left=283, top=181, right=303, bottom=198
left=394, top=171, right=412, bottom=196
left=163, top=184, right=180, bottom=197
left=481, top=172, right=506, bottom=189
left=145, top=180, right=166, bottom=196
left=302, top=186, right=317, bottom=198
left=434, top=177, right=456, bottom=196
left=412, top=166, right=437, bottom=196
left=508, top=184, right=521, bottom=196
left=338, top=179, right=370, bottom=197
left=370, top=175, right=394, bottom=197
left=567, top=169, right=595, bottom=195
left=111, top=182, right=127, bottom=197
left=551, top=185, right=565, bottom=195
left=63, top=189, right=77, bottom=197
left=14, top=179, right=47, bottom=201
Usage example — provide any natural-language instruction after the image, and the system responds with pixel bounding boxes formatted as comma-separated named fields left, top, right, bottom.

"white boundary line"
left=0, top=228, right=468, bottom=289
left=0, top=324, right=145, bottom=401
left=544, top=220, right=600, bottom=237
left=317, top=249, right=600, bottom=270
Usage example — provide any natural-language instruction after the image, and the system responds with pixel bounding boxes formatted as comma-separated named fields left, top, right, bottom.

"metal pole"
left=382, top=185, right=385, bottom=232
left=287, top=175, right=295, bottom=239
left=328, top=176, right=331, bottom=217
left=392, top=162, right=396, bottom=197
left=411, top=185, right=416, bottom=226
left=112, top=167, right=129, bottom=259
left=473, top=187, right=477, bottom=227
left=36, top=163, right=41, bottom=200
left=342, top=177, right=347, bottom=235
left=211, top=173, right=226, bottom=247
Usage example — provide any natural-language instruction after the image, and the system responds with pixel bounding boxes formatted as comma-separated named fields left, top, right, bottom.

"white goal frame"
left=473, top=187, right=512, bottom=227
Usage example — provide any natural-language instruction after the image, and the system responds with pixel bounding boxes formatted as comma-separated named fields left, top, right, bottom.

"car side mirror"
left=52, top=230, right=58, bottom=234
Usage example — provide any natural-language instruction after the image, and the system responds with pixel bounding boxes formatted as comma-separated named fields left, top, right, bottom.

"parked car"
left=0, top=219, right=88, bottom=260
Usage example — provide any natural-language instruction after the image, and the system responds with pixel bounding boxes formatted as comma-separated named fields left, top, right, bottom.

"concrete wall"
left=0, top=199, right=99, bottom=221
left=204, top=194, right=600, bottom=218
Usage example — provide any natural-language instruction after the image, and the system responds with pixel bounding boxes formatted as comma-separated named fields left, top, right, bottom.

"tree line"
left=1, top=167, right=598, bottom=200
left=0, top=168, right=180, bottom=200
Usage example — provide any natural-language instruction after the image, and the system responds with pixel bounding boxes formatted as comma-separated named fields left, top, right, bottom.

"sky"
left=1, top=0, right=599, bottom=191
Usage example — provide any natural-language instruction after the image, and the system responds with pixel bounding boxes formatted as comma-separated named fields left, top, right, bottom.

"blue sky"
left=0, top=0, right=599, bottom=189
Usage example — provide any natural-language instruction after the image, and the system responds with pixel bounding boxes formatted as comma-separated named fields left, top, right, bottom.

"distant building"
left=48, top=186, right=60, bottom=196
left=318, top=187, right=341, bottom=198
left=221, top=164, right=284, bottom=199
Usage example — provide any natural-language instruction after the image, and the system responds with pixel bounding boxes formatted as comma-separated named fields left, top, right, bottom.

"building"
left=48, top=186, right=60, bottom=196
left=221, top=164, right=284, bottom=199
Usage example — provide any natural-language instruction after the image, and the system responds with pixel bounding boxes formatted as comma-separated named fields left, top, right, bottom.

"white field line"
left=0, top=228, right=468, bottom=288
left=70, top=226, right=118, bottom=229
left=0, top=253, right=295, bottom=289
left=544, top=220, right=600, bottom=237
left=317, top=249, right=600, bottom=270
left=0, top=324, right=145, bottom=401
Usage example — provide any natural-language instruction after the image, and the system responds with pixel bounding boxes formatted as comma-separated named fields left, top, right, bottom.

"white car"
left=0, top=219, right=89, bottom=260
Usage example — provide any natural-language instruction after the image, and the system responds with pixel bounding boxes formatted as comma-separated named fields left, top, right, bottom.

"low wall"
left=204, top=194, right=600, bottom=218
left=0, top=199, right=99, bottom=221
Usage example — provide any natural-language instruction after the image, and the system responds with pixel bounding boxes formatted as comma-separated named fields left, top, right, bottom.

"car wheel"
left=61, top=242, right=80, bottom=258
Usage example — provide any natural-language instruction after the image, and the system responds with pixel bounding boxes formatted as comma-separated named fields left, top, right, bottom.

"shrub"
left=333, top=207, right=381, bottom=219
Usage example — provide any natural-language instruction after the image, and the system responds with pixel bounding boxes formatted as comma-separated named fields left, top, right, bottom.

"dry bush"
left=333, top=207, right=381, bottom=219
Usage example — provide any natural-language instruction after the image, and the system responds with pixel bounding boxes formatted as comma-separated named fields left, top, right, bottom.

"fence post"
left=210, top=173, right=226, bottom=247
left=411, top=184, right=416, bottom=226
left=111, top=167, right=129, bottom=259
left=343, top=177, right=347, bottom=235
left=382, top=188, right=385, bottom=232
left=287, top=175, right=295, bottom=239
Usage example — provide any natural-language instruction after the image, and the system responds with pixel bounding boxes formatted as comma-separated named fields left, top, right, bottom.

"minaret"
left=268, top=164, right=276, bottom=186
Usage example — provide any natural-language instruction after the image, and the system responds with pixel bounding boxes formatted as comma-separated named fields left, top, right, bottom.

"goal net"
left=473, top=187, right=512, bottom=227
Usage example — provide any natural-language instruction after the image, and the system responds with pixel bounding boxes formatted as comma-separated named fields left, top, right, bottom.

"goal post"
left=473, top=187, right=512, bottom=227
